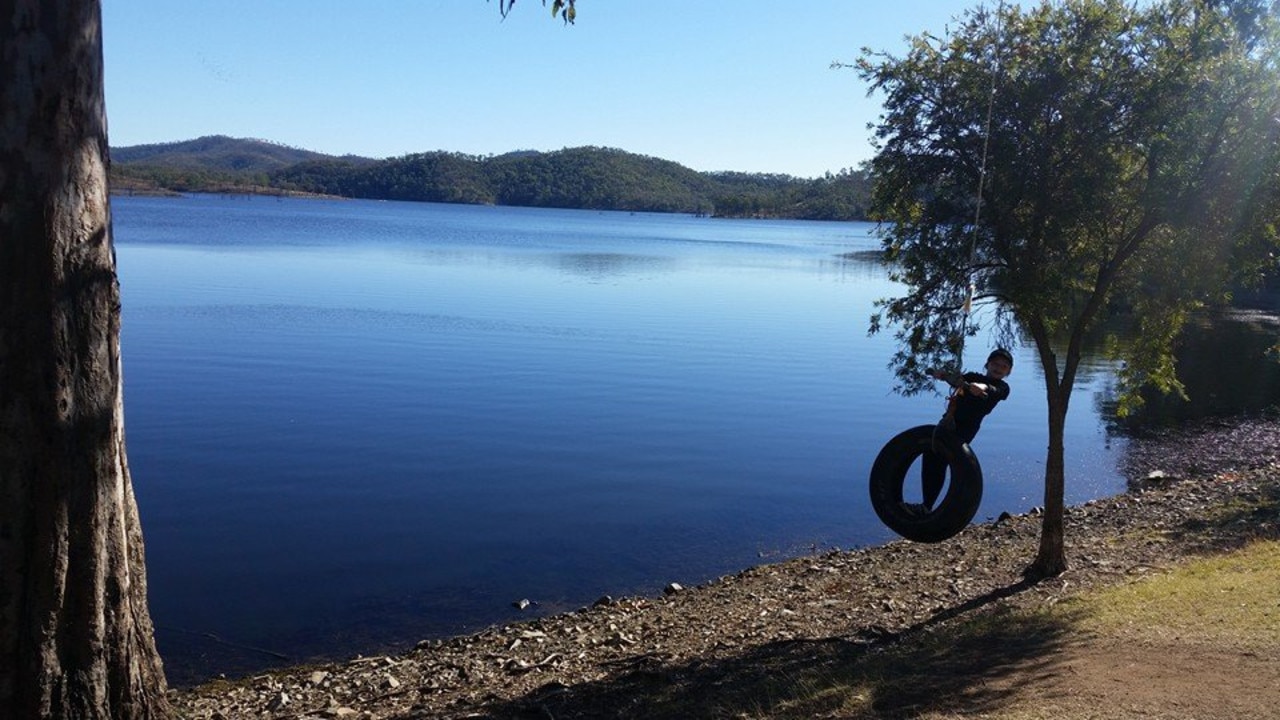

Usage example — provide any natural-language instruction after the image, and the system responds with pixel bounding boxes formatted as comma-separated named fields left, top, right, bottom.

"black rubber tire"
left=869, top=424, right=983, bottom=543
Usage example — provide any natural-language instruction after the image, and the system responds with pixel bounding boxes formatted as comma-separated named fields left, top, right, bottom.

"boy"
left=916, top=348, right=1013, bottom=511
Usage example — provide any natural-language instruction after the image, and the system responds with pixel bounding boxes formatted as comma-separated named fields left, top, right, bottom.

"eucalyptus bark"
left=0, top=1, right=170, bottom=718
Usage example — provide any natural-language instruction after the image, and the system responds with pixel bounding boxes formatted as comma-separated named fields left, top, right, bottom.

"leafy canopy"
left=860, top=0, right=1280, bottom=409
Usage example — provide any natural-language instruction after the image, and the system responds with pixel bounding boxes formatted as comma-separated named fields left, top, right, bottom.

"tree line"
left=110, top=140, right=872, bottom=221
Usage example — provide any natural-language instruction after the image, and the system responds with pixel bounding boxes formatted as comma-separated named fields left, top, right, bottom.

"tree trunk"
left=1027, top=390, right=1070, bottom=579
left=0, top=1, right=171, bottom=718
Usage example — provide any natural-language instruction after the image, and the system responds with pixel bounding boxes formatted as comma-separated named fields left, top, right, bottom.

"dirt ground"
left=1006, top=638, right=1279, bottom=720
left=171, top=414, right=1280, bottom=719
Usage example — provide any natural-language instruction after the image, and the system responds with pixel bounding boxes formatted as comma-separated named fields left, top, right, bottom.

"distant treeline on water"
left=108, top=136, right=872, bottom=221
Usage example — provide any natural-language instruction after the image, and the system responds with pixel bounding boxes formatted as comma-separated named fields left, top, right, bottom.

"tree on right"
left=860, top=0, right=1280, bottom=578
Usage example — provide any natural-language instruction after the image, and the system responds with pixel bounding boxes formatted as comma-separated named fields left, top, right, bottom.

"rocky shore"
left=172, top=414, right=1280, bottom=719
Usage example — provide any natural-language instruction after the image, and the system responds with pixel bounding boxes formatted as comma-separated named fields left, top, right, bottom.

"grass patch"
left=1073, top=539, right=1280, bottom=650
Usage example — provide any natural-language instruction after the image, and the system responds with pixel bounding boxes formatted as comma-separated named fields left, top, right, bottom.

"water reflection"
left=1101, top=310, right=1280, bottom=430
left=821, top=252, right=887, bottom=282
left=552, top=252, right=674, bottom=279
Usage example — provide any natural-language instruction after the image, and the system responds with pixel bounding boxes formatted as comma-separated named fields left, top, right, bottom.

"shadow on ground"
left=418, top=578, right=1081, bottom=720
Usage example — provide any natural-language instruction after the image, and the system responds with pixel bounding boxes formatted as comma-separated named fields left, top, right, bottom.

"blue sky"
left=103, top=1, right=988, bottom=178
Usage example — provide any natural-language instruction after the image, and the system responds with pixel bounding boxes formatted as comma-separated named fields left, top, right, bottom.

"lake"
left=112, top=194, right=1156, bottom=683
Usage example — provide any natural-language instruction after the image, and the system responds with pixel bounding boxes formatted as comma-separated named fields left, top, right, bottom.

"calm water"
left=115, top=194, right=1129, bottom=683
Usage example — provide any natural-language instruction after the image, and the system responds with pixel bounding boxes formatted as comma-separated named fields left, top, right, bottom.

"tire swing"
left=869, top=424, right=983, bottom=543
left=869, top=3, right=1004, bottom=544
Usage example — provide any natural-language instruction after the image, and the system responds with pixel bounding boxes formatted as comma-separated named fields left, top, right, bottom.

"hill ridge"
left=109, top=136, right=872, bottom=220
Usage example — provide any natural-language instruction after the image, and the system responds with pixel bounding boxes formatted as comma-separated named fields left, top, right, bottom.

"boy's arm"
left=968, top=380, right=1010, bottom=401
left=960, top=375, right=1009, bottom=400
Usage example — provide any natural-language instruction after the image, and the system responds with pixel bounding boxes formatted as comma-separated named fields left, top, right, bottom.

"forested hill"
left=109, top=136, right=871, bottom=221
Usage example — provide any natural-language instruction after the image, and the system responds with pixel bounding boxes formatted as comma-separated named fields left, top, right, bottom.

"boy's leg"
left=921, top=450, right=946, bottom=508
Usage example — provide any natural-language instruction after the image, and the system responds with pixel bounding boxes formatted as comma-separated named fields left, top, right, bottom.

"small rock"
left=513, top=598, right=531, bottom=611
left=592, top=595, right=614, bottom=607
left=609, top=632, right=637, bottom=646
left=267, top=691, right=290, bottom=711
left=996, top=511, right=1013, bottom=523
left=384, top=675, right=401, bottom=689
left=308, top=670, right=329, bottom=685
left=664, top=582, right=685, bottom=595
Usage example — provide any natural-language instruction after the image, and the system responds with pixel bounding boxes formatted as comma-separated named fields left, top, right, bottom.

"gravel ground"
left=171, top=414, right=1280, bottom=719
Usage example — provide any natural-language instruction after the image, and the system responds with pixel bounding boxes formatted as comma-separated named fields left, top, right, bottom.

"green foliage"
left=111, top=139, right=873, bottom=221
left=710, top=167, right=872, bottom=220
left=484, top=146, right=712, bottom=211
left=860, top=0, right=1280, bottom=400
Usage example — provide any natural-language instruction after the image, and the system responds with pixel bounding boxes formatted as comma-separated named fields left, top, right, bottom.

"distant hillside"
left=111, top=135, right=374, bottom=172
left=109, top=136, right=870, bottom=220
left=110, top=136, right=378, bottom=196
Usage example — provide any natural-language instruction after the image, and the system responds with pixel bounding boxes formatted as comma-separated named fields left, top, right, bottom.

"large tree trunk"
left=0, top=1, right=171, bottom=718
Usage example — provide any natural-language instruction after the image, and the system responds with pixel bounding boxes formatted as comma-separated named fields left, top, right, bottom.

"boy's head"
left=985, top=348, right=1014, bottom=379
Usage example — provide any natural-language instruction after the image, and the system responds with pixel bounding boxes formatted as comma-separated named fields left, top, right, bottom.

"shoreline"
left=110, top=187, right=348, bottom=201
left=171, top=414, right=1280, bottom=719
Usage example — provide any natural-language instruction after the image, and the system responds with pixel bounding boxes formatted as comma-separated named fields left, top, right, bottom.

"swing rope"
left=896, top=2, right=1010, bottom=533
left=937, top=2, right=1004, bottom=435
left=953, top=0, right=1004, bottom=369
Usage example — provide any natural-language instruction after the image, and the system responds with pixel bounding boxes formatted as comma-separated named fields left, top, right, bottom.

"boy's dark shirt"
left=949, top=371, right=1011, bottom=443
